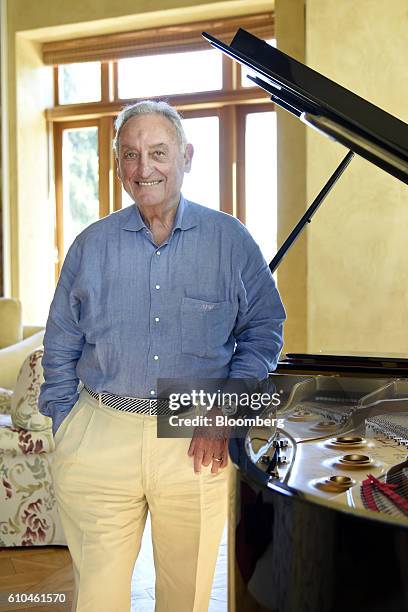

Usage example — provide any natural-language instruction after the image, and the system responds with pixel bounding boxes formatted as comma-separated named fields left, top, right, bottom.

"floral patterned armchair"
left=0, top=348, right=67, bottom=546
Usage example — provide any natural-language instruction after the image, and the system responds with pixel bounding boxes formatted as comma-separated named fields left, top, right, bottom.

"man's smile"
left=135, top=180, right=163, bottom=186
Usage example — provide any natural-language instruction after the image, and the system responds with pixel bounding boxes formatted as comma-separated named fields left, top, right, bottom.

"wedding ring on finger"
left=213, top=456, right=223, bottom=462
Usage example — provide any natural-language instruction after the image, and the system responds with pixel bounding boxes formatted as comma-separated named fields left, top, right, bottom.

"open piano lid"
left=202, top=28, right=408, bottom=185
left=203, top=27, right=408, bottom=375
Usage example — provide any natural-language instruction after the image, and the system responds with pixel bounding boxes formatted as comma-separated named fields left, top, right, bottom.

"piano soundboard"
left=246, top=373, right=408, bottom=525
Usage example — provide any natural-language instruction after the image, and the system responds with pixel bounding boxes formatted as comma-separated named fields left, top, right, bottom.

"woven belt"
left=85, top=387, right=174, bottom=416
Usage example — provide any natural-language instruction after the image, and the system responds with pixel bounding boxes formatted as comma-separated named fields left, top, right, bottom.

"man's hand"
left=187, top=429, right=229, bottom=475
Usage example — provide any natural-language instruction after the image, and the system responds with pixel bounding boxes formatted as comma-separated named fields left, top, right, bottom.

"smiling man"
left=116, top=108, right=193, bottom=247
left=39, top=100, right=286, bottom=612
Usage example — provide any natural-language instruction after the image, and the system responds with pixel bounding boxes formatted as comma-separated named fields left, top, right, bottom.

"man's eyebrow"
left=119, top=142, right=170, bottom=150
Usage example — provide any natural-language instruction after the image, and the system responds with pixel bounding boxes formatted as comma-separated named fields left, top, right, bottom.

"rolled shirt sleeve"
left=230, top=237, right=286, bottom=381
left=39, top=239, right=85, bottom=435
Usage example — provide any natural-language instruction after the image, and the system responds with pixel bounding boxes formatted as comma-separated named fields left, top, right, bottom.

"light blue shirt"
left=39, top=196, right=286, bottom=434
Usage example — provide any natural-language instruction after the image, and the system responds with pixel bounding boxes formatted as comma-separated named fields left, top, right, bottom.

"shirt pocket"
left=181, top=297, right=234, bottom=358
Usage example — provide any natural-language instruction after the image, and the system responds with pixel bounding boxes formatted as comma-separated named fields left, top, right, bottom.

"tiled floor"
left=131, top=514, right=227, bottom=612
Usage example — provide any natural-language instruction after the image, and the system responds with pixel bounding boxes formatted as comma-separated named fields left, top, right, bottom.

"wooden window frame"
left=53, top=118, right=112, bottom=279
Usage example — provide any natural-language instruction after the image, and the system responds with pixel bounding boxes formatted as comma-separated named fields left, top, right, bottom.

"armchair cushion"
left=0, top=329, right=45, bottom=390
left=0, top=425, right=54, bottom=455
left=0, top=298, right=22, bottom=348
left=11, top=349, right=52, bottom=432
left=0, top=388, right=13, bottom=415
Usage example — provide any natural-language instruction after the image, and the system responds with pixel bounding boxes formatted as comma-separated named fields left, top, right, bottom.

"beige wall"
left=275, top=0, right=307, bottom=354
left=306, top=0, right=408, bottom=354
left=15, top=36, right=55, bottom=325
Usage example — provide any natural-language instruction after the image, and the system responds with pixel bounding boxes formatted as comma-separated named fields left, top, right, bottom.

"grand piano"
left=202, top=28, right=408, bottom=612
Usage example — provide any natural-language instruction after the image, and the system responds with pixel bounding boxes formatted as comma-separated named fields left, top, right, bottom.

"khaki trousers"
left=51, top=389, right=231, bottom=612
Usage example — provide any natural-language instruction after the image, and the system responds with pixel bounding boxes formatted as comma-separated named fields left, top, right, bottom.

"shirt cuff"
left=52, top=409, right=72, bottom=437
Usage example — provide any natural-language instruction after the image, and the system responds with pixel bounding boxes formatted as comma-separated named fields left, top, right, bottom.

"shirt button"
left=150, top=390, right=155, bottom=396
left=153, top=355, right=159, bottom=360
left=155, top=284, right=160, bottom=290
left=154, top=317, right=160, bottom=322
left=156, top=251, right=161, bottom=256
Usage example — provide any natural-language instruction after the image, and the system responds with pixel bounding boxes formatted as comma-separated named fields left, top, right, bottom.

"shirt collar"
left=120, top=194, right=198, bottom=232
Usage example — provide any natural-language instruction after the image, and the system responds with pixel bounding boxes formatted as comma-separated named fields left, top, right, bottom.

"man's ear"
left=184, top=143, right=194, bottom=173
left=115, top=157, right=120, bottom=177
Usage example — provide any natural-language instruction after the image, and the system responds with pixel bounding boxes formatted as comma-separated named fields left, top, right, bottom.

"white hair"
left=113, top=100, right=187, bottom=155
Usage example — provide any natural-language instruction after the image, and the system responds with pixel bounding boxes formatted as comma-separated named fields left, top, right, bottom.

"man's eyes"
left=123, top=150, right=167, bottom=159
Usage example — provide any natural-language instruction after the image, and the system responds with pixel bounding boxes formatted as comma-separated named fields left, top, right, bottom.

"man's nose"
left=138, top=154, right=152, bottom=177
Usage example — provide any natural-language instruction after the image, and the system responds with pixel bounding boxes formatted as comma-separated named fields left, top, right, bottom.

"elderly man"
left=39, top=100, right=285, bottom=612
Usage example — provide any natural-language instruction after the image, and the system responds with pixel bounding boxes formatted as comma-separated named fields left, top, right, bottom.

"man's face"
left=116, top=113, right=193, bottom=210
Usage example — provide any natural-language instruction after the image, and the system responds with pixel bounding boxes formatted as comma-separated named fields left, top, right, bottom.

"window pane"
left=241, top=39, right=276, bottom=88
left=59, top=62, right=101, bottom=104
left=118, top=50, right=222, bottom=99
left=181, top=116, right=219, bottom=210
left=62, top=127, right=99, bottom=255
left=245, top=112, right=277, bottom=264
